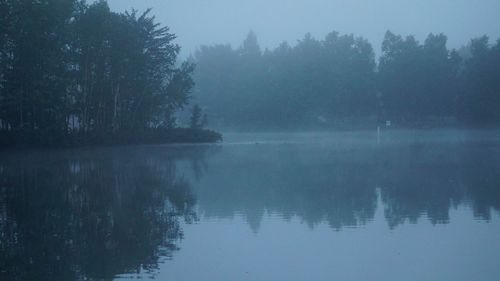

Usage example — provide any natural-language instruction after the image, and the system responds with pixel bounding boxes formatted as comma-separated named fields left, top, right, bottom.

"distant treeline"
left=0, top=0, right=220, bottom=146
left=194, top=31, right=500, bottom=129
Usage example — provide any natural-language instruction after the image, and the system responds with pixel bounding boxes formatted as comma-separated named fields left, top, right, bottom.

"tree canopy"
left=193, top=31, right=500, bottom=129
left=0, top=0, right=197, bottom=143
left=1, top=2, right=499, bottom=137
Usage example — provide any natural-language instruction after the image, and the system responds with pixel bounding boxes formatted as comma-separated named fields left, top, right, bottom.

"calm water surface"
left=1, top=130, right=499, bottom=281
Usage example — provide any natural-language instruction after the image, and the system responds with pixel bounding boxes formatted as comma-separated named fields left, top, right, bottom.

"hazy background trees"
left=459, top=36, right=500, bottom=125
left=378, top=32, right=462, bottom=126
left=1, top=1, right=499, bottom=136
left=193, top=31, right=500, bottom=130
left=194, top=31, right=376, bottom=130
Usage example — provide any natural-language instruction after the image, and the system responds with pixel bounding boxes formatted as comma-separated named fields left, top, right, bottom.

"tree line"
left=0, top=0, right=220, bottom=146
left=193, top=31, right=500, bottom=130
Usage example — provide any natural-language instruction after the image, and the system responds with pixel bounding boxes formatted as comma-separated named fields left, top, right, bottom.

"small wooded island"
left=0, top=1, right=221, bottom=147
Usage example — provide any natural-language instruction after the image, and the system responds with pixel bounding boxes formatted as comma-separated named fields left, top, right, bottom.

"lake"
left=1, top=130, right=499, bottom=281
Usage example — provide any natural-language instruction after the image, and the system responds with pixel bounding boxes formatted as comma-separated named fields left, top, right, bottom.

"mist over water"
left=1, top=130, right=499, bottom=281
left=1, top=1, right=500, bottom=280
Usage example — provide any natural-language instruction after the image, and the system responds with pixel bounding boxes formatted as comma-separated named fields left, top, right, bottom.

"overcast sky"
left=107, top=0, right=500, bottom=57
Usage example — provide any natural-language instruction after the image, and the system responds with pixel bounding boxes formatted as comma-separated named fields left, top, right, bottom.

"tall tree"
left=71, top=2, right=192, bottom=132
left=0, top=0, right=197, bottom=146
left=1, top=0, right=76, bottom=132
left=378, top=31, right=460, bottom=126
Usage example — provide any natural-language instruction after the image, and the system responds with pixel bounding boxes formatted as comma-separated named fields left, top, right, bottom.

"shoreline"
left=0, top=128, right=223, bottom=149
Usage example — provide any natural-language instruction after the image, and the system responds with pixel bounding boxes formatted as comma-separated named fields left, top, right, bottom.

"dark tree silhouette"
left=0, top=147, right=202, bottom=281
left=0, top=0, right=221, bottom=147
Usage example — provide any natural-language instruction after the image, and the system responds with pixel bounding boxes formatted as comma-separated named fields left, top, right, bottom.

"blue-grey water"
left=1, top=130, right=499, bottom=281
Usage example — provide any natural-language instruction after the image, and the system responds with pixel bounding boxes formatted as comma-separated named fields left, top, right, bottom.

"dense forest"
left=0, top=0, right=220, bottom=146
left=1, top=0, right=499, bottom=143
left=194, top=31, right=500, bottom=130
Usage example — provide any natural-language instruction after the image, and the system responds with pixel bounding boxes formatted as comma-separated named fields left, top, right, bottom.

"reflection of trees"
left=459, top=144, right=500, bottom=220
left=195, top=141, right=500, bottom=230
left=196, top=146, right=379, bottom=231
left=1, top=139, right=499, bottom=279
left=0, top=146, right=209, bottom=281
left=379, top=142, right=500, bottom=228
left=378, top=144, right=467, bottom=228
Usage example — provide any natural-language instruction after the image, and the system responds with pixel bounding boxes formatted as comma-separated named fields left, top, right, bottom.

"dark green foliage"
left=70, top=1, right=191, bottom=132
left=0, top=0, right=76, bottom=132
left=0, top=0, right=218, bottom=146
left=1, top=0, right=499, bottom=136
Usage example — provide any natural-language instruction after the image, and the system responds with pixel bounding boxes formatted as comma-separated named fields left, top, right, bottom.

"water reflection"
left=194, top=136, right=500, bottom=231
left=0, top=146, right=213, bottom=281
left=0, top=132, right=499, bottom=280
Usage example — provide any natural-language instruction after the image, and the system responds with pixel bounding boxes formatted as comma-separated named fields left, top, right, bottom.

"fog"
left=107, top=0, right=500, bottom=56
left=1, top=1, right=500, bottom=280
left=1, top=0, right=499, bottom=136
